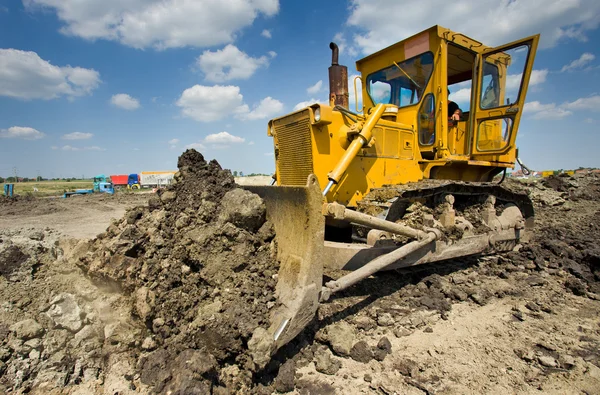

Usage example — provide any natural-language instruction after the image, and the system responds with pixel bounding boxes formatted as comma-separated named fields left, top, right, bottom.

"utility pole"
left=13, top=167, right=18, bottom=183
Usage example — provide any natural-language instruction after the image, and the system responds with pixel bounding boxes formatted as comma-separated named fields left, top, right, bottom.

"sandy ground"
left=235, top=176, right=272, bottom=186
left=0, top=193, right=150, bottom=239
left=0, top=173, right=599, bottom=394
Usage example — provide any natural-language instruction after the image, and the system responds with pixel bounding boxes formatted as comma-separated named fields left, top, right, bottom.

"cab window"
left=367, top=52, right=434, bottom=108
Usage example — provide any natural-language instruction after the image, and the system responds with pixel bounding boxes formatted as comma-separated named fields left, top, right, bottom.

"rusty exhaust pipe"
left=328, top=42, right=348, bottom=108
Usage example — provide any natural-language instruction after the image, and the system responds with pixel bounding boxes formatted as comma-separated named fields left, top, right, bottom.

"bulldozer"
left=244, top=25, right=540, bottom=367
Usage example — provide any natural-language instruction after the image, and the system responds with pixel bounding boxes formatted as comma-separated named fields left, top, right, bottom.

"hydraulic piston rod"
left=323, top=202, right=429, bottom=240
left=323, top=103, right=388, bottom=196
left=320, top=231, right=439, bottom=301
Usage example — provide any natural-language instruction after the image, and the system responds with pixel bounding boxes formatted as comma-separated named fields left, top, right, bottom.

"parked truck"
left=139, top=171, right=176, bottom=188
left=93, top=174, right=109, bottom=192
left=109, top=174, right=129, bottom=188
left=64, top=182, right=114, bottom=198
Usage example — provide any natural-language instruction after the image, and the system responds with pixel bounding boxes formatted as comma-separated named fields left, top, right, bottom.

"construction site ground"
left=1, top=168, right=599, bottom=394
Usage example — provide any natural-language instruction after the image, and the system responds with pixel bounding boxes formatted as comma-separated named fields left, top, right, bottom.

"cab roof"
left=355, top=25, right=492, bottom=72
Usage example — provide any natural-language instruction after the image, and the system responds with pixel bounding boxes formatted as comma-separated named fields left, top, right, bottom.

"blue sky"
left=0, top=0, right=599, bottom=179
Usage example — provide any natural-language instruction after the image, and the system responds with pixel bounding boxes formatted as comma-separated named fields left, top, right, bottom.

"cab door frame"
left=469, top=34, right=540, bottom=158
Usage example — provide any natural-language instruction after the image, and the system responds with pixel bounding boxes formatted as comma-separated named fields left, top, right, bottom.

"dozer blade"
left=243, top=175, right=324, bottom=368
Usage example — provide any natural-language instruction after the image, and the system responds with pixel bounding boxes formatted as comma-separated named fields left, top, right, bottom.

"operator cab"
left=356, top=26, right=538, bottom=172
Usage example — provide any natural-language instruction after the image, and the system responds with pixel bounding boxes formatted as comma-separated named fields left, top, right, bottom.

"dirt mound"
left=541, top=174, right=569, bottom=192
left=75, top=150, right=279, bottom=393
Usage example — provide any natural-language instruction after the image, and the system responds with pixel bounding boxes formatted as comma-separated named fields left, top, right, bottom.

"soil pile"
left=75, top=150, right=279, bottom=393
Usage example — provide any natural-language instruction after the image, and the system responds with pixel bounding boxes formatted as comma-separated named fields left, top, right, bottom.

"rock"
left=525, top=302, right=540, bottom=312
left=314, top=347, right=341, bottom=375
left=24, top=338, right=42, bottom=350
left=373, top=348, right=388, bottom=362
left=350, top=341, right=373, bottom=363
left=45, top=293, right=83, bottom=332
left=448, top=288, right=468, bottom=302
left=564, top=278, right=587, bottom=296
left=558, top=354, right=576, bottom=369
left=324, top=321, right=355, bottom=356
left=394, top=359, right=419, bottom=377
left=538, top=355, right=557, bottom=368
left=470, top=291, right=491, bottom=306
left=274, top=359, right=295, bottom=393
left=73, top=325, right=103, bottom=346
left=28, top=348, right=40, bottom=360
left=9, top=319, right=44, bottom=340
left=0, top=360, right=5, bottom=376
left=364, top=373, right=372, bottom=382
left=218, top=189, right=266, bottom=232
left=393, top=328, right=412, bottom=338
left=135, top=287, right=156, bottom=321
left=0, top=347, right=11, bottom=361
left=377, top=337, right=392, bottom=353
left=142, top=336, right=157, bottom=351
left=423, top=327, right=434, bottom=333
left=126, top=209, right=143, bottom=224
left=175, top=214, right=190, bottom=229
left=352, top=315, right=376, bottom=331
left=377, top=312, right=395, bottom=327
left=525, top=275, right=547, bottom=287
left=160, top=191, right=176, bottom=203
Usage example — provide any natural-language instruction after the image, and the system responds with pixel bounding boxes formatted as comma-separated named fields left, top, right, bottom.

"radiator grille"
left=275, top=113, right=313, bottom=186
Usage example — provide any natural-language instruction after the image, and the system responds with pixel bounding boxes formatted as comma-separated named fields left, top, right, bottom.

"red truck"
left=110, top=174, right=129, bottom=187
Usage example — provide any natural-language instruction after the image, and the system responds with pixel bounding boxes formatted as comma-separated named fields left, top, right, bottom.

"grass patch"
left=1, top=180, right=93, bottom=197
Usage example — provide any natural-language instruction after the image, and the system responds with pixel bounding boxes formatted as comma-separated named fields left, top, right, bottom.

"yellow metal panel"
left=274, top=111, right=313, bottom=186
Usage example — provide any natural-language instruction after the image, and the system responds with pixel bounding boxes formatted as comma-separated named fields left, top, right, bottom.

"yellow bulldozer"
left=245, top=25, right=540, bottom=367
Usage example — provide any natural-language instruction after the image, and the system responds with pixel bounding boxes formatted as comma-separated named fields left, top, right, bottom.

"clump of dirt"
left=75, top=150, right=280, bottom=393
left=541, top=174, right=569, bottom=192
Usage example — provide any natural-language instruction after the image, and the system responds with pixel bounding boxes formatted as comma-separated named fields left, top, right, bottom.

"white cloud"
left=236, top=96, right=283, bottom=120
left=185, top=142, right=207, bottom=151
left=0, top=49, right=100, bottom=100
left=561, top=52, right=595, bottom=72
left=346, top=0, right=600, bottom=54
left=333, top=32, right=358, bottom=57
left=584, top=118, right=595, bottom=124
left=51, top=146, right=58, bottom=150
left=524, top=101, right=573, bottom=120
left=0, top=126, right=45, bottom=140
left=197, top=45, right=270, bottom=82
left=204, top=131, right=245, bottom=144
left=524, top=95, right=600, bottom=121
left=307, top=80, right=323, bottom=95
left=110, top=93, right=140, bottom=110
left=24, top=0, right=280, bottom=50
left=62, top=132, right=93, bottom=140
left=168, top=138, right=179, bottom=149
left=268, top=51, right=277, bottom=58
left=177, top=85, right=283, bottom=122
left=506, top=69, right=548, bottom=91
left=261, top=29, right=272, bottom=38
left=293, top=99, right=326, bottom=111
left=562, top=95, right=600, bottom=112
left=264, top=152, right=274, bottom=156
left=248, top=141, right=255, bottom=145
left=177, top=85, right=245, bottom=122
left=449, top=88, right=471, bottom=106
left=59, top=145, right=105, bottom=151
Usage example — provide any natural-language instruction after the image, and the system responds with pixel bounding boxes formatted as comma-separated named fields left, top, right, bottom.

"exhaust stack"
left=328, top=42, right=348, bottom=108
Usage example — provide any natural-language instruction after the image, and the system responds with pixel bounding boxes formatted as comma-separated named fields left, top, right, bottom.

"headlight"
left=314, top=107, right=321, bottom=122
